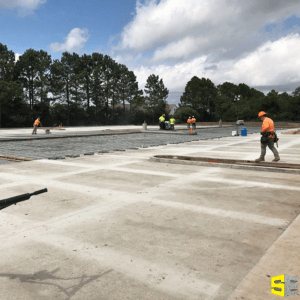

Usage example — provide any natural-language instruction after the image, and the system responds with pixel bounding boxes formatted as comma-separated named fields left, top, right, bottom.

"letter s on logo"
left=271, top=274, right=285, bottom=297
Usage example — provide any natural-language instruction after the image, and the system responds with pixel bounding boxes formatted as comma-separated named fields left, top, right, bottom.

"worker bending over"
left=32, top=117, right=42, bottom=135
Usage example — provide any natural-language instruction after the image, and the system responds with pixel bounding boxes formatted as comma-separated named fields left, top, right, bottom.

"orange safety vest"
left=261, top=117, right=275, bottom=138
left=34, top=119, right=41, bottom=126
left=187, top=118, right=192, bottom=123
left=191, top=118, right=196, bottom=123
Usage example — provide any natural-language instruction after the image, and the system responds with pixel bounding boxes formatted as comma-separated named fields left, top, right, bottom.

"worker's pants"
left=187, top=123, right=190, bottom=129
left=32, top=125, right=38, bottom=134
left=260, top=138, right=279, bottom=158
left=170, top=124, right=174, bottom=130
left=159, top=122, right=165, bottom=130
left=192, top=123, right=196, bottom=129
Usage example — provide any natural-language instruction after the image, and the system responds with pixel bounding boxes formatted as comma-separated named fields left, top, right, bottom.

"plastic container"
left=165, top=121, right=170, bottom=130
left=241, top=127, right=247, bottom=136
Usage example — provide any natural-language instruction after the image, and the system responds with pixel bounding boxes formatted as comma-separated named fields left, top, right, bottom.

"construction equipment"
left=0, top=188, right=48, bottom=211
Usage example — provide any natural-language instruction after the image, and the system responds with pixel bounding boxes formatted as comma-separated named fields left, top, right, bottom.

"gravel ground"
left=0, top=126, right=278, bottom=160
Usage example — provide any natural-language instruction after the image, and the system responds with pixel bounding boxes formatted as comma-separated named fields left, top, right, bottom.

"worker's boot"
left=255, top=157, right=265, bottom=162
left=272, top=156, right=280, bottom=162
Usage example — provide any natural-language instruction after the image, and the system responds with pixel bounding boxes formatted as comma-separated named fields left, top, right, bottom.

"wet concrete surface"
left=0, top=126, right=270, bottom=160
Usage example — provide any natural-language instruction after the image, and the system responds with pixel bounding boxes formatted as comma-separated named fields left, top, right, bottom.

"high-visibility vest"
left=262, top=117, right=275, bottom=138
left=159, top=116, right=165, bottom=122
left=191, top=118, right=196, bottom=123
left=187, top=118, right=192, bottom=123
left=34, top=119, right=40, bottom=126
left=170, top=118, right=175, bottom=125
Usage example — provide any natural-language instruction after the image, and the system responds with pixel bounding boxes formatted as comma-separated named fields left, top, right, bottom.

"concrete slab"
left=0, top=129, right=300, bottom=299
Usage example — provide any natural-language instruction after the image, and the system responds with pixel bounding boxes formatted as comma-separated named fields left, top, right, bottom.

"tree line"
left=0, top=43, right=169, bottom=128
left=1, top=43, right=300, bottom=128
left=175, top=76, right=300, bottom=123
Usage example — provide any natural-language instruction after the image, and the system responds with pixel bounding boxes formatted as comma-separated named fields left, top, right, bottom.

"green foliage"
left=15, top=48, right=52, bottom=121
left=174, top=107, right=200, bottom=123
left=1, top=41, right=300, bottom=127
left=0, top=44, right=24, bottom=127
left=180, top=76, right=217, bottom=121
left=144, top=74, right=169, bottom=123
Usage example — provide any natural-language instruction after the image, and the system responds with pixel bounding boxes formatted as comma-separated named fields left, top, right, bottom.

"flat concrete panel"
left=1, top=127, right=300, bottom=299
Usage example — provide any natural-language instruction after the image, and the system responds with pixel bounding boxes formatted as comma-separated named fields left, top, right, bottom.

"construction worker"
left=32, top=117, right=42, bottom=135
left=159, top=114, right=165, bottom=130
left=191, top=116, right=196, bottom=129
left=187, top=116, right=192, bottom=129
left=170, top=116, right=176, bottom=130
left=255, top=111, right=280, bottom=162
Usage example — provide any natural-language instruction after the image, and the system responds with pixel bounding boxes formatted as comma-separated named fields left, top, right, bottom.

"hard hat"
left=163, top=114, right=165, bottom=116
left=189, top=116, right=191, bottom=118
left=192, top=116, right=194, bottom=118
left=258, top=111, right=267, bottom=117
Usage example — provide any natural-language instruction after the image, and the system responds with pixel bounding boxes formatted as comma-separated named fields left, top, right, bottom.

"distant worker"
left=159, top=114, right=166, bottom=130
left=187, top=116, right=192, bottom=129
left=170, top=116, right=176, bottom=130
left=32, top=117, right=42, bottom=135
left=191, top=116, right=196, bottom=129
left=255, top=111, right=280, bottom=162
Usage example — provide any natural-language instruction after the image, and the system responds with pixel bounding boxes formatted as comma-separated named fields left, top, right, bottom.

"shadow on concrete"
left=0, top=268, right=113, bottom=300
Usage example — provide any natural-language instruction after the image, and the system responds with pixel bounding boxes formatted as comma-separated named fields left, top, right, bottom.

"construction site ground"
left=1, top=124, right=300, bottom=300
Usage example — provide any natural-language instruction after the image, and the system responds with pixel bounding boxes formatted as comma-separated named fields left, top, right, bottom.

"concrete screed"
left=0, top=126, right=300, bottom=299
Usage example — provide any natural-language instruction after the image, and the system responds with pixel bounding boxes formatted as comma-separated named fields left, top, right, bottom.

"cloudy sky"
left=1, top=0, right=300, bottom=104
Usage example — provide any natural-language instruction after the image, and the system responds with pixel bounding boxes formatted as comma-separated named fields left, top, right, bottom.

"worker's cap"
left=163, top=114, right=165, bottom=116
left=258, top=111, right=267, bottom=117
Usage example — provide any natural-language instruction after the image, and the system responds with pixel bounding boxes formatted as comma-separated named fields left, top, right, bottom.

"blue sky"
left=1, top=0, right=300, bottom=104
left=0, top=0, right=136, bottom=58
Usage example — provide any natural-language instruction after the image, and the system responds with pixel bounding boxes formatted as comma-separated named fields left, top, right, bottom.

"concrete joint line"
left=29, top=233, right=221, bottom=299
left=186, top=171, right=300, bottom=191
left=30, top=159, right=143, bottom=180
left=149, top=199, right=288, bottom=227
left=0, top=213, right=221, bottom=299
left=228, top=213, right=300, bottom=300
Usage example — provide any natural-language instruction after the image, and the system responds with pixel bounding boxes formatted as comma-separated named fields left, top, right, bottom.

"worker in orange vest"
left=32, top=117, right=42, bottom=135
left=187, top=116, right=192, bottom=129
left=255, top=111, right=280, bottom=162
left=191, top=116, right=196, bottom=129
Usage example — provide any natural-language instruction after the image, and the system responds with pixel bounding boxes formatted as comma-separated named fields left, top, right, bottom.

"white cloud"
left=15, top=53, right=22, bottom=62
left=228, top=33, right=300, bottom=87
left=0, top=0, right=47, bottom=16
left=118, top=0, right=300, bottom=62
left=48, top=28, right=90, bottom=53
left=133, top=56, right=207, bottom=91
left=131, top=34, right=300, bottom=94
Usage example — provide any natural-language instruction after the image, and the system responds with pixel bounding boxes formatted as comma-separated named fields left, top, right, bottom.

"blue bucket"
left=241, top=127, right=247, bottom=136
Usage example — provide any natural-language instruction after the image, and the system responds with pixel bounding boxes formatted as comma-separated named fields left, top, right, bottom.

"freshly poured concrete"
left=0, top=129, right=300, bottom=299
